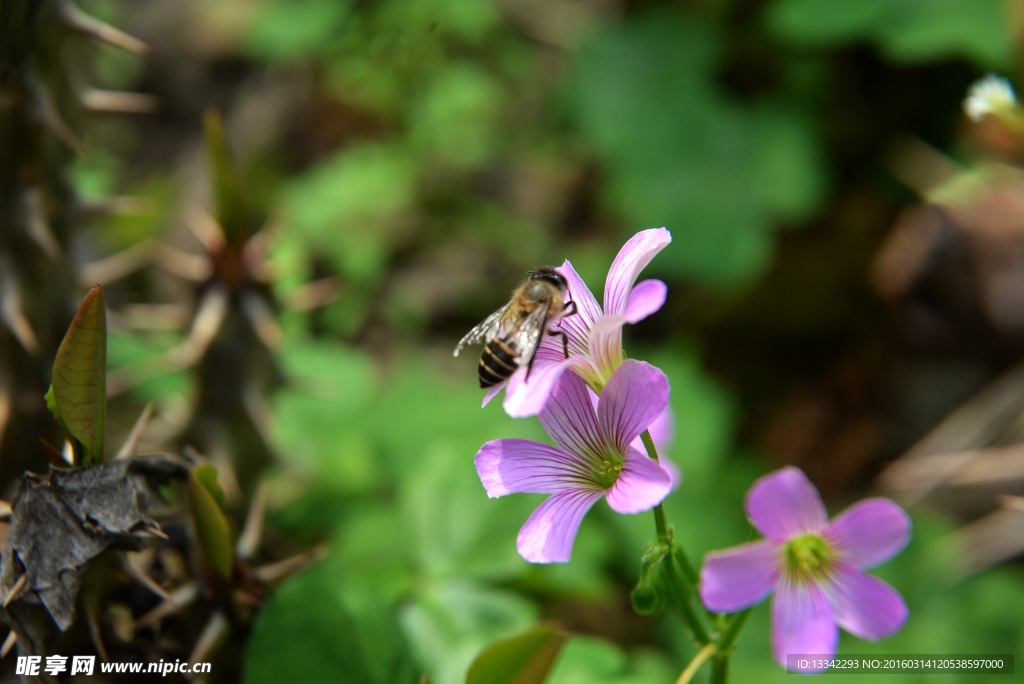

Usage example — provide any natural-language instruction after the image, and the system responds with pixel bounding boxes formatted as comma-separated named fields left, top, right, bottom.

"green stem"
left=653, top=503, right=668, bottom=540
left=639, top=428, right=710, bottom=642
left=676, top=643, right=716, bottom=684
left=640, top=430, right=670, bottom=541
left=709, top=609, right=750, bottom=684
left=639, top=429, right=661, bottom=462
left=637, top=429, right=754, bottom=684
left=710, top=658, right=728, bottom=684
left=672, top=540, right=699, bottom=586
left=662, top=543, right=711, bottom=644
left=716, top=609, right=751, bottom=656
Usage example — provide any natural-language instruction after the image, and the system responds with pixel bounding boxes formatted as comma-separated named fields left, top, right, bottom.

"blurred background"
left=2, top=0, right=1024, bottom=681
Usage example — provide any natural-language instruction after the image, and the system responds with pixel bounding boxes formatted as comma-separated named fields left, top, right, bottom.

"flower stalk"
left=709, top=609, right=751, bottom=684
left=663, top=549, right=712, bottom=645
left=640, top=430, right=671, bottom=542
left=639, top=426, right=752, bottom=682
left=676, top=643, right=715, bottom=684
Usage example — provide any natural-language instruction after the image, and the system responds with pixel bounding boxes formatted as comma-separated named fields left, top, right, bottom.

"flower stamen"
left=783, top=533, right=834, bottom=583
left=592, top=454, right=625, bottom=488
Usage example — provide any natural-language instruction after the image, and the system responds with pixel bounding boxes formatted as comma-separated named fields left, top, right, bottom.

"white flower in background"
left=964, top=74, right=1017, bottom=121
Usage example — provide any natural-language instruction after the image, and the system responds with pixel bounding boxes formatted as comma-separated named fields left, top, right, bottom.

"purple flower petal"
left=700, top=540, right=781, bottom=613
left=539, top=371, right=605, bottom=461
left=627, top=405, right=673, bottom=453
left=605, top=447, right=672, bottom=513
left=588, top=315, right=627, bottom=380
left=503, top=357, right=573, bottom=418
left=564, top=354, right=604, bottom=389
left=623, top=279, right=667, bottom=324
left=481, top=383, right=504, bottom=407
left=597, top=360, right=670, bottom=453
left=826, top=498, right=911, bottom=570
left=645, top=404, right=674, bottom=452
left=746, top=467, right=828, bottom=542
left=658, top=456, right=682, bottom=489
left=516, top=488, right=605, bottom=563
left=592, top=385, right=674, bottom=452
left=555, top=260, right=602, bottom=358
left=772, top=580, right=838, bottom=668
left=825, top=563, right=908, bottom=641
left=476, top=439, right=595, bottom=497
left=604, top=228, right=672, bottom=316
left=604, top=402, right=677, bottom=487
left=533, top=333, right=567, bottom=363
left=595, top=391, right=680, bottom=487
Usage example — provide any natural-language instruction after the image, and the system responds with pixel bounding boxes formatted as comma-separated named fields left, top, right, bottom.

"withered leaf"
left=0, top=456, right=188, bottom=638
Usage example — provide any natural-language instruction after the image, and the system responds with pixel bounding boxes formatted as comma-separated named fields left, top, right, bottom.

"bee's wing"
left=506, top=302, right=550, bottom=370
left=453, top=303, right=511, bottom=357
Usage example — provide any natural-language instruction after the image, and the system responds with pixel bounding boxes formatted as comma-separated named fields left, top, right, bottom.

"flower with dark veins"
left=699, top=467, right=911, bottom=670
left=475, top=360, right=673, bottom=563
left=484, top=228, right=672, bottom=417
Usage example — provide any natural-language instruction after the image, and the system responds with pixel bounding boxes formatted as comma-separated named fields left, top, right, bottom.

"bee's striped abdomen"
left=478, top=339, right=519, bottom=388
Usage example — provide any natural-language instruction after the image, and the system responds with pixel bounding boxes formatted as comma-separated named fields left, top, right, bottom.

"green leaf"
left=52, top=285, right=107, bottom=466
left=401, top=444, right=536, bottom=582
left=750, top=106, right=826, bottom=223
left=768, top=0, right=1014, bottom=68
left=409, top=64, right=504, bottom=169
left=107, top=329, right=192, bottom=402
left=271, top=342, right=380, bottom=492
left=187, top=465, right=235, bottom=579
left=244, top=564, right=418, bottom=684
left=193, top=463, right=227, bottom=509
left=401, top=582, right=539, bottom=684
left=432, top=0, right=499, bottom=43
left=45, top=384, right=86, bottom=464
left=246, top=0, right=351, bottom=63
left=569, top=9, right=826, bottom=286
left=546, top=636, right=676, bottom=684
left=647, top=349, right=736, bottom=484
left=767, top=0, right=890, bottom=45
left=204, top=109, right=251, bottom=245
left=283, top=143, right=416, bottom=283
left=879, top=0, right=1012, bottom=67
left=466, top=624, right=568, bottom=684
left=327, top=504, right=414, bottom=597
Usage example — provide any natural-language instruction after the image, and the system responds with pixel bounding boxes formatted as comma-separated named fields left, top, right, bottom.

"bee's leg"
left=548, top=304, right=574, bottom=360
left=526, top=310, right=555, bottom=383
left=548, top=329, right=571, bottom=360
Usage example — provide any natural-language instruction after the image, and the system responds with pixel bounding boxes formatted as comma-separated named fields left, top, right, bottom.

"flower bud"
left=630, top=576, right=664, bottom=615
left=630, top=544, right=669, bottom=616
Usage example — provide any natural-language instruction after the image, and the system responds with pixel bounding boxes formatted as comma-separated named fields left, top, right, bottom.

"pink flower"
left=699, top=467, right=911, bottom=671
left=475, top=360, right=673, bottom=563
left=485, top=228, right=672, bottom=417
left=585, top=384, right=679, bottom=486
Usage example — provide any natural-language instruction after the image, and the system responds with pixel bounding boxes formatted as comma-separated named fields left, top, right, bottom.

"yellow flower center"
left=783, top=533, right=835, bottom=583
left=592, top=453, right=624, bottom=489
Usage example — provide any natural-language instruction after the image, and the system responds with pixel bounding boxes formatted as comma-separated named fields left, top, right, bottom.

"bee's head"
left=528, top=267, right=568, bottom=292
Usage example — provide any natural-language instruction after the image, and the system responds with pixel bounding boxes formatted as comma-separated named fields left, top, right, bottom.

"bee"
left=454, top=267, right=577, bottom=388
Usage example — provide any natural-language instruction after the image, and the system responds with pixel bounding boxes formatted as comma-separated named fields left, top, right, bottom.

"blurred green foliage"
left=769, top=0, right=1014, bottom=66
left=245, top=563, right=419, bottom=684
left=71, top=0, right=1024, bottom=681
left=569, top=9, right=826, bottom=284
